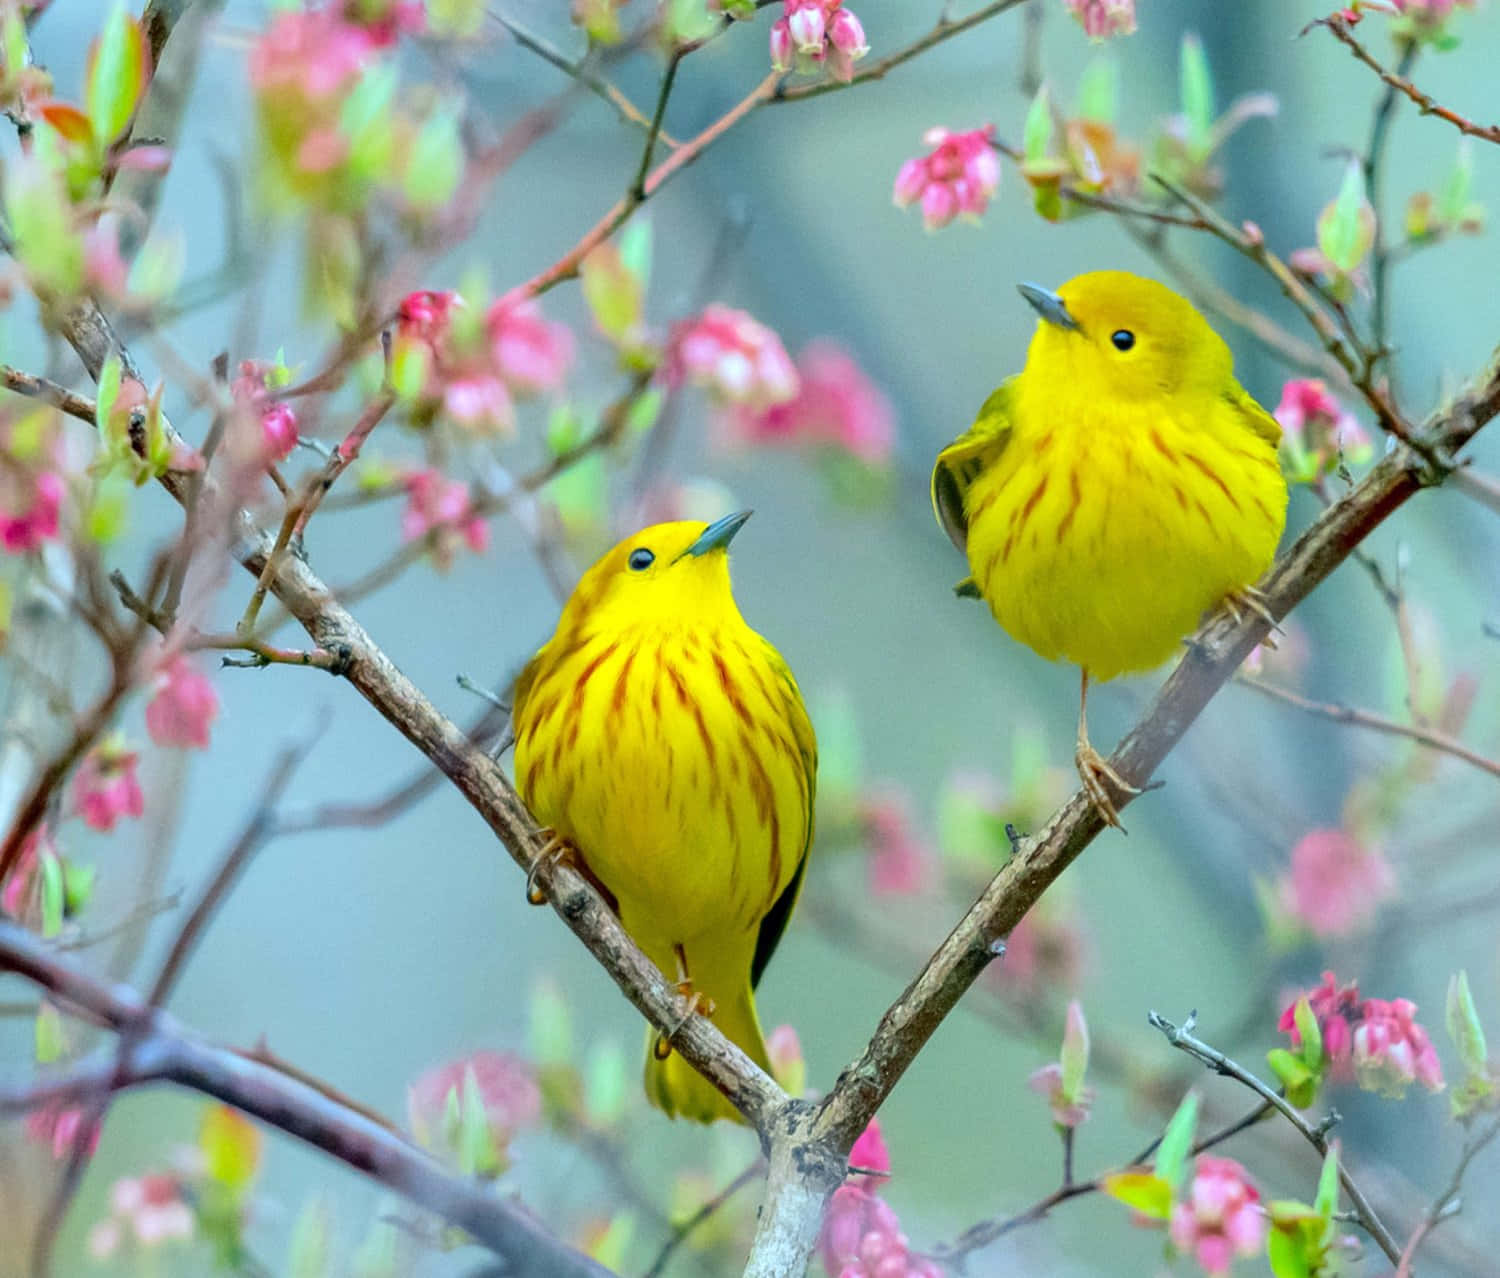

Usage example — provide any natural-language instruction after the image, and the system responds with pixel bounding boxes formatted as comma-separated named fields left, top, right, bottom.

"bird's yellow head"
left=557, top=512, right=752, bottom=636
left=1018, top=270, right=1233, bottom=405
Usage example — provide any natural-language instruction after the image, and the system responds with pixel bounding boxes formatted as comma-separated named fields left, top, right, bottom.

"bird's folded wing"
left=1224, top=381, right=1282, bottom=447
left=930, top=380, right=1015, bottom=554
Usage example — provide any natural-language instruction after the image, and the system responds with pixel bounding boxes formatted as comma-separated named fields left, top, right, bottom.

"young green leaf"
left=86, top=2, right=148, bottom=146
left=1075, top=57, right=1119, bottom=125
left=1153, top=1090, right=1199, bottom=1191
left=1317, top=162, right=1377, bottom=275
left=1101, top=1169, right=1172, bottom=1219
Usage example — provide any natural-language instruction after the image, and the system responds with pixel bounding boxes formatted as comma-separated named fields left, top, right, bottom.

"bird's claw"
left=651, top=986, right=716, bottom=1060
left=1223, top=586, right=1283, bottom=635
left=525, top=829, right=576, bottom=905
left=1075, top=744, right=1139, bottom=831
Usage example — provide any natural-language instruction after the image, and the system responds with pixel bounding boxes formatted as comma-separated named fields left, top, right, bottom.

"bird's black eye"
left=628, top=548, right=655, bottom=572
left=1111, top=329, right=1136, bottom=352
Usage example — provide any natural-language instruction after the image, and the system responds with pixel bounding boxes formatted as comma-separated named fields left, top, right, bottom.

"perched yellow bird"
left=510, top=513, right=816, bottom=1123
left=932, top=271, right=1287, bottom=826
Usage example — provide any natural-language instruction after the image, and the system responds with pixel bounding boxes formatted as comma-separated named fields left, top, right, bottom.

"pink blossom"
left=145, top=655, right=220, bottom=750
left=663, top=304, right=799, bottom=412
left=1277, top=828, right=1394, bottom=938
left=1274, top=378, right=1372, bottom=482
left=1168, top=1157, right=1267, bottom=1275
left=232, top=360, right=300, bottom=462
left=88, top=1173, right=194, bottom=1258
left=1, top=469, right=64, bottom=553
left=443, top=374, right=515, bottom=434
left=486, top=297, right=574, bottom=397
left=25, top=1103, right=101, bottom=1161
left=71, top=741, right=145, bottom=833
left=730, top=340, right=896, bottom=464
left=771, top=1, right=869, bottom=83
left=1279, top=972, right=1361, bottom=1083
left=1, top=825, right=56, bottom=922
left=848, top=1117, right=891, bottom=1179
left=407, top=1051, right=541, bottom=1169
left=767, top=1023, right=807, bottom=1095
left=1353, top=997, right=1444, bottom=1097
left=248, top=7, right=380, bottom=105
left=858, top=789, right=935, bottom=896
left=818, top=1184, right=939, bottom=1278
left=398, top=288, right=462, bottom=347
left=401, top=468, right=490, bottom=569
left=892, top=126, right=1001, bottom=231
left=83, top=217, right=130, bottom=297
left=1391, top=0, right=1475, bottom=31
left=1063, top=0, right=1137, bottom=40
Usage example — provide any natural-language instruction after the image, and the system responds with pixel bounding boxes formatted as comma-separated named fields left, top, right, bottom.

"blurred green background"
left=2, top=0, right=1498, bottom=1274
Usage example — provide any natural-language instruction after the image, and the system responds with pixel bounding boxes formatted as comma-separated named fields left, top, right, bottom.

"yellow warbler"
left=932, top=271, right=1287, bottom=826
left=511, top=513, right=816, bottom=1123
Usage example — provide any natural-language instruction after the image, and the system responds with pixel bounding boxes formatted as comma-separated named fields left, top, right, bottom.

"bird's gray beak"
left=1018, top=282, right=1080, bottom=331
left=685, top=509, right=752, bottom=558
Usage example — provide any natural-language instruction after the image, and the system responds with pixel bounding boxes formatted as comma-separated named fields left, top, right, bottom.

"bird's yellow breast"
left=963, top=395, right=1286, bottom=681
left=512, top=625, right=811, bottom=947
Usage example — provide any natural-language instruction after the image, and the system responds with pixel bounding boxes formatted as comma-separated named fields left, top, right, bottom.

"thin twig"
left=1149, top=1011, right=1400, bottom=1265
left=1394, top=1112, right=1500, bottom=1277
left=1318, top=17, right=1500, bottom=146
left=0, top=365, right=98, bottom=422
left=641, top=1159, right=766, bottom=1278
left=1236, top=675, right=1500, bottom=781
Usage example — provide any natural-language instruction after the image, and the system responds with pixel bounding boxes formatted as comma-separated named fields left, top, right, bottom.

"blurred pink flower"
left=767, top=1023, right=807, bottom=1095
left=443, top=374, right=515, bottom=434
left=819, top=1184, right=940, bottom=1278
left=145, top=655, right=220, bottom=750
left=0, top=825, right=55, bottom=921
left=1353, top=997, right=1444, bottom=1098
left=1028, top=1000, right=1094, bottom=1128
left=858, top=789, right=936, bottom=897
left=1, top=469, right=64, bottom=553
left=1279, top=971, right=1361, bottom=1083
left=88, top=1173, right=194, bottom=1259
left=1391, top=0, right=1475, bottom=32
left=771, top=0, right=869, bottom=82
left=1275, top=378, right=1371, bottom=481
left=1063, top=0, right=1137, bottom=40
left=249, top=7, right=380, bottom=106
left=407, top=1051, right=541, bottom=1168
left=487, top=297, right=574, bottom=397
left=990, top=903, right=1086, bottom=1001
left=232, top=360, right=300, bottom=462
left=893, top=126, right=1000, bottom=231
left=401, top=468, right=489, bottom=569
left=730, top=341, right=896, bottom=464
left=398, top=288, right=461, bottom=348
left=1168, top=1156, right=1267, bottom=1275
left=71, top=741, right=145, bottom=833
left=1278, top=828, right=1394, bottom=937
left=663, top=305, right=799, bottom=412
left=25, top=1103, right=101, bottom=1161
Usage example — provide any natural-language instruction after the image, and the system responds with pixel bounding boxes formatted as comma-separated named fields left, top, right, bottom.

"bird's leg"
left=525, top=828, right=578, bottom=905
left=1074, top=669, right=1139, bottom=831
left=652, top=945, right=716, bottom=1060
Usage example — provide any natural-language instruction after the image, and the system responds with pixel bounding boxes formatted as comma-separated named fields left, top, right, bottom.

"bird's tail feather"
left=642, top=978, right=768, bottom=1125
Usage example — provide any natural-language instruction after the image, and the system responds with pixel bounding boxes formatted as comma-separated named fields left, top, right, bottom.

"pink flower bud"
left=1063, top=0, right=1137, bottom=40
left=769, top=17, right=794, bottom=69
left=663, top=305, right=800, bottom=412
left=827, top=7, right=868, bottom=57
left=145, top=655, right=220, bottom=750
left=260, top=402, right=300, bottom=462
left=1276, top=828, right=1394, bottom=938
left=786, top=3, right=826, bottom=52
left=1168, top=1156, right=1266, bottom=1275
left=71, top=741, right=146, bottom=833
left=486, top=297, right=574, bottom=397
left=893, top=125, right=1001, bottom=232
left=1352, top=997, right=1444, bottom=1097
left=848, top=1116, right=891, bottom=1178
left=1, top=470, right=64, bottom=554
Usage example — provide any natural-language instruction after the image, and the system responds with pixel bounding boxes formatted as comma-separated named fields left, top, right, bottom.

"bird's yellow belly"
left=513, top=631, right=809, bottom=951
left=964, top=419, right=1285, bottom=681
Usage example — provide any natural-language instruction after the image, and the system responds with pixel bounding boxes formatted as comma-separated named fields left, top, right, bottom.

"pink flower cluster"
left=88, top=1174, right=194, bottom=1258
left=858, top=789, right=935, bottom=896
left=1062, top=0, right=1137, bottom=40
left=71, top=741, right=146, bottom=833
left=394, top=290, right=573, bottom=434
left=819, top=1120, right=940, bottom=1278
left=401, top=468, right=490, bottom=569
left=1275, top=379, right=1370, bottom=470
left=146, top=655, right=220, bottom=750
left=893, top=126, right=1001, bottom=231
left=0, top=468, right=63, bottom=553
left=232, top=360, right=300, bottom=462
left=407, top=1051, right=541, bottom=1167
left=1391, top=0, right=1475, bottom=29
left=1168, top=1156, right=1267, bottom=1276
left=770, top=1, right=870, bottom=84
left=730, top=341, right=896, bottom=465
left=663, top=305, right=799, bottom=413
left=1276, top=828, right=1394, bottom=938
left=1279, top=972, right=1444, bottom=1098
